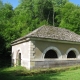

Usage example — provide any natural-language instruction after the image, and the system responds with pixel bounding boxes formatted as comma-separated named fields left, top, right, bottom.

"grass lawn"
left=0, top=66, right=80, bottom=80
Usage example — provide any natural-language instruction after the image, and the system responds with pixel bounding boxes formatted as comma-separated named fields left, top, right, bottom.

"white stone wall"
left=12, top=41, right=31, bottom=69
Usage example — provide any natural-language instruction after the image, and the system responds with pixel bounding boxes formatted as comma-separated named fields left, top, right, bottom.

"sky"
left=69, top=0, right=80, bottom=5
left=2, top=0, right=80, bottom=9
left=2, top=0, right=19, bottom=9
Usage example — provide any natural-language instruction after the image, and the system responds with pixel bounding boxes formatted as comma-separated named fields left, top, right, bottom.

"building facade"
left=11, top=25, right=80, bottom=70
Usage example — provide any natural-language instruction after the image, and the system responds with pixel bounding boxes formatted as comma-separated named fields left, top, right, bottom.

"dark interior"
left=67, top=51, right=76, bottom=58
left=44, top=49, right=58, bottom=58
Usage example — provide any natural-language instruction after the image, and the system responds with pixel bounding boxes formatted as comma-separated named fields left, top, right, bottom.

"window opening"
left=44, top=49, right=58, bottom=58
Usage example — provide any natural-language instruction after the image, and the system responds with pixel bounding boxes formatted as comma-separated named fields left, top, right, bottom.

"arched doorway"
left=44, top=49, right=58, bottom=58
left=18, top=53, right=21, bottom=65
left=16, top=50, right=21, bottom=66
left=67, top=50, right=76, bottom=58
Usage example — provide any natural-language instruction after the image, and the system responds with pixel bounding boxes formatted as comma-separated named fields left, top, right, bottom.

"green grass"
left=0, top=66, right=80, bottom=80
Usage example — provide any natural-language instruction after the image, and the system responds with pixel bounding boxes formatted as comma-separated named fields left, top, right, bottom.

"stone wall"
left=32, top=40, right=80, bottom=59
left=30, top=59, right=80, bottom=69
left=12, top=41, right=31, bottom=69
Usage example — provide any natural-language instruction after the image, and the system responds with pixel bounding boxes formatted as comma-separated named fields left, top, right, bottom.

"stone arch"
left=66, top=48, right=80, bottom=59
left=42, top=46, right=62, bottom=59
left=44, top=50, right=58, bottom=58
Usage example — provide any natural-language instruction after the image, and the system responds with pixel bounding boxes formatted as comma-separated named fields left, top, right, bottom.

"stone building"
left=11, top=25, right=80, bottom=70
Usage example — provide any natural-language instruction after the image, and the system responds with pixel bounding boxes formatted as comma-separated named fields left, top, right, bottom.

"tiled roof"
left=12, top=25, right=80, bottom=43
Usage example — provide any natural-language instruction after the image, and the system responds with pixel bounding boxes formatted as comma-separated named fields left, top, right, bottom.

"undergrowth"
left=1, top=65, right=80, bottom=76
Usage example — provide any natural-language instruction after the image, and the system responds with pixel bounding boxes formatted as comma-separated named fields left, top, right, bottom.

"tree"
left=0, top=0, right=3, bottom=9
left=51, top=0, right=69, bottom=26
left=59, top=2, right=80, bottom=34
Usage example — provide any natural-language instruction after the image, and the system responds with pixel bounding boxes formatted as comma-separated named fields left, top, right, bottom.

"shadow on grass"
left=0, top=68, right=61, bottom=80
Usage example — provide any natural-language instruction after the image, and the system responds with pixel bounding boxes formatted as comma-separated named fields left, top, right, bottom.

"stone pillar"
left=30, top=41, right=35, bottom=59
left=29, top=41, right=36, bottom=69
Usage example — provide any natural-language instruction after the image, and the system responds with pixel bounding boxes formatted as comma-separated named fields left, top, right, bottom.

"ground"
left=0, top=66, right=80, bottom=80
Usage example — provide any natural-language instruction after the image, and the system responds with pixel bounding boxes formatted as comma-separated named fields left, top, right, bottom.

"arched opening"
left=67, top=50, right=76, bottom=58
left=66, top=48, right=80, bottom=59
left=43, top=46, right=62, bottom=59
left=44, top=49, right=58, bottom=58
left=16, top=51, right=21, bottom=66
left=18, top=53, right=21, bottom=66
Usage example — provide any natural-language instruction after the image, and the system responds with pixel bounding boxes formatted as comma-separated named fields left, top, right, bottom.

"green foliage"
left=0, top=3, right=14, bottom=48
left=0, top=34, right=5, bottom=54
left=60, top=2, right=80, bottom=34
left=0, top=0, right=3, bottom=9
